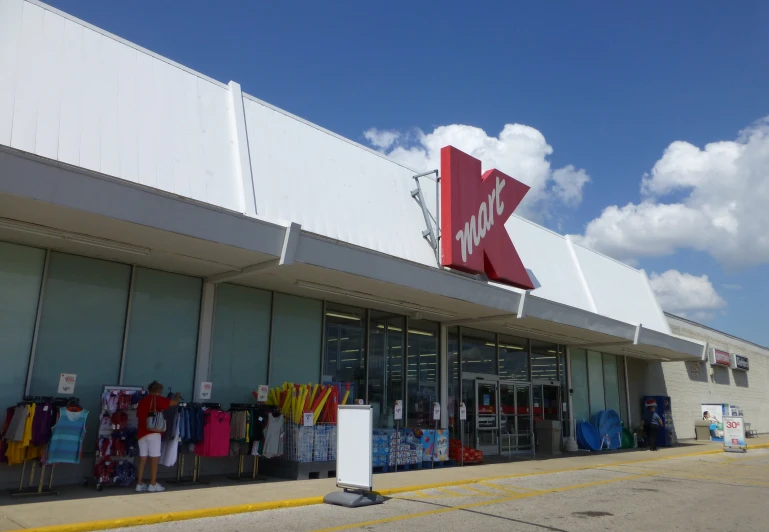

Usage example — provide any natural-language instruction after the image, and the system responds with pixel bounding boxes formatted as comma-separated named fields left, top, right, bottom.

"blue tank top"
left=46, top=407, right=89, bottom=464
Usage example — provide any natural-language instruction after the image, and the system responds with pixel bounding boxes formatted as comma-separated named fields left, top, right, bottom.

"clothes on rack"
left=4, top=403, right=43, bottom=465
left=46, top=407, right=89, bottom=464
left=195, top=410, right=231, bottom=457
left=160, top=409, right=181, bottom=468
left=178, top=405, right=205, bottom=443
left=262, top=412, right=285, bottom=459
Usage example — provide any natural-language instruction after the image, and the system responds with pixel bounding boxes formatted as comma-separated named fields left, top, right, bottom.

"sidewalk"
left=2, top=437, right=767, bottom=532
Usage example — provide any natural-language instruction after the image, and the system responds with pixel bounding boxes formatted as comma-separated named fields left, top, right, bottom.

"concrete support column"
left=193, top=281, right=216, bottom=400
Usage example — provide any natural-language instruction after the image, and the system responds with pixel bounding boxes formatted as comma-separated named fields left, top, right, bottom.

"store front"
left=0, top=0, right=709, bottom=489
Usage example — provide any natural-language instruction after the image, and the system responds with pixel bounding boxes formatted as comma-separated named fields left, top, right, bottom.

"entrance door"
left=474, top=380, right=499, bottom=456
left=499, top=382, right=533, bottom=454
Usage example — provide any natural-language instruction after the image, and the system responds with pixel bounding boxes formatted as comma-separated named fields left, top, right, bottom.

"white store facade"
left=0, top=0, right=763, bottom=487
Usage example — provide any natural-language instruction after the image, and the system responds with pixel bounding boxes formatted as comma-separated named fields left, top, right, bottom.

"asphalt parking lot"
left=109, top=447, right=769, bottom=532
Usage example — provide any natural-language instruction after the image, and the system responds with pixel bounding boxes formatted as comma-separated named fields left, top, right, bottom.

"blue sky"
left=47, top=1, right=769, bottom=345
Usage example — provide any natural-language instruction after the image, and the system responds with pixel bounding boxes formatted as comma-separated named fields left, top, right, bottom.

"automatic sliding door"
left=475, top=380, right=499, bottom=456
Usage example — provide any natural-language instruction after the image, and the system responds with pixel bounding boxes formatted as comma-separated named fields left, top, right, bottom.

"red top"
left=136, top=395, right=171, bottom=440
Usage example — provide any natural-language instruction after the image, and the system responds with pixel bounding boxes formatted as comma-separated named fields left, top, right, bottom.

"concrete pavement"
left=110, top=448, right=769, bottom=532
left=1, top=436, right=767, bottom=531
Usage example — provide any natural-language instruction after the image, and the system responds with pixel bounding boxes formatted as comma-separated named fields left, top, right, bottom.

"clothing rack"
left=178, top=402, right=221, bottom=409
left=167, top=452, right=208, bottom=485
left=9, top=397, right=80, bottom=497
left=227, top=404, right=267, bottom=482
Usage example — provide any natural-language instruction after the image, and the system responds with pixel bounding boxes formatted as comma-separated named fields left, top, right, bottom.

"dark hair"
left=148, top=381, right=163, bottom=394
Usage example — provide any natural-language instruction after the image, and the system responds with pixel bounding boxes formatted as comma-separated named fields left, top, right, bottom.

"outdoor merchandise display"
left=93, top=386, right=143, bottom=490
left=264, top=381, right=343, bottom=463
left=1, top=396, right=85, bottom=496
left=449, top=439, right=483, bottom=463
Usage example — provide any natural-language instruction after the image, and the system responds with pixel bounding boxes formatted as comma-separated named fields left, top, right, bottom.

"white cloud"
left=363, top=128, right=400, bottom=150
left=649, top=269, right=726, bottom=321
left=363, top=124, right=590, bottom=220
left=573, top=117, right=769, bottom=268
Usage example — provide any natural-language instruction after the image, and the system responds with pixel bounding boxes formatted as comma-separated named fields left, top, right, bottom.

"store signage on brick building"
left=440, top=146, right=534, bottom=289
left=731, top=353, right=749, bottom=371
left=709, top=348, right=731, bottom=367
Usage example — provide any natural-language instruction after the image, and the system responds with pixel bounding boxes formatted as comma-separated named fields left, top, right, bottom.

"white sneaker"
left=148, top=483, right=166, bottom=493
left=136, top=484, right=148, bottom=493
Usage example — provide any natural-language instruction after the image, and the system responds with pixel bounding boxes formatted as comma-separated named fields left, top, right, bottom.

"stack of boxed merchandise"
left=313, top=425, right=336, bottom=461
left=402, top=428, right=449, bottom=463
left=449, top=438, right=483, bottom=463
left=372, top=429, right=395, bottom=467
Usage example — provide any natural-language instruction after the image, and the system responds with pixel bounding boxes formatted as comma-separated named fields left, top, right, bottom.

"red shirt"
left=137, top=395, right=171, bottom=440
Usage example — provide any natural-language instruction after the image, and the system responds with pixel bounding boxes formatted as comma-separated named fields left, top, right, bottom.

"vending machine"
left=642, top=395, right=675, bottom=447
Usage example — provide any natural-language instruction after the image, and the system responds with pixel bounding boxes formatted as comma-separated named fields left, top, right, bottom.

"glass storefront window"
left=461, top=328, right=496, bottom=375
left=122, top=268, right=202, bottom=399
left=587, top=350, right=606, bottom=415
left=570, top=348, right=590, bottom=423
left=0, top=242, right=45, bottom=427
left=369, top=313, right=404, bottom=428
left=271, top=294, right=322, bottom=386
left=209, top=284, right=271, bottom=406
left=30, top=252, right=131, bottom=447
left=407, top=320, right=439, bottom=429
left=603, top=353, right=621, bottom=417
left=323, top=304, right=366, bottom=404
left=530, top=340, right=558, bottom=381
left=498, top=334, right=528, bottom=381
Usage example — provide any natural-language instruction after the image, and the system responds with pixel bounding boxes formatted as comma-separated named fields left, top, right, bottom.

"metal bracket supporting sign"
left=411, top=169, right=440, bottom=266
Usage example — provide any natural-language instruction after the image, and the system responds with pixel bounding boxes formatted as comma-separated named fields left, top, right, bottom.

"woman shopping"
left=136, top=381, right=181, bottom=493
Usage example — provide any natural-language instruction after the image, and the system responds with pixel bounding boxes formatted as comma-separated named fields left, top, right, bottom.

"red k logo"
left=440, top=146, right=534, bottom=290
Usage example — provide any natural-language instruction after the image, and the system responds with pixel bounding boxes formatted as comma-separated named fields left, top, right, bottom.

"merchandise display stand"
left=10, top=451, right=57, bottom=498
left=167, top=452, right=209, bottom=485
left=228, top=402, right=267, bottom=483
left=8, top=395, right=82, bottom=497
left=93, top=385, right=143, bottom=491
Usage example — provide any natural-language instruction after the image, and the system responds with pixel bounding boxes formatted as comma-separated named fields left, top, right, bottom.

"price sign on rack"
left=58, top=373, right=77, bottom=394
left=256, top=385, right=269, bottom=403
left=303, top=412, right=314, bottom=427
left=394, top=400, right=403, bottom=420
left=199, top=381, right=213, bottom=400
left=459, top=402, right=467, bottom=421
left=433, top=402, right=441, bottom=421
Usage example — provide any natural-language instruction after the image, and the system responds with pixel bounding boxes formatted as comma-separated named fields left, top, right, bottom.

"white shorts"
left=138, top=433, right=162, bottom=458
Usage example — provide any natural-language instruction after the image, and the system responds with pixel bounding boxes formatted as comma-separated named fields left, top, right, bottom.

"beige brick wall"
left=631, top=315, right=769, bottom=440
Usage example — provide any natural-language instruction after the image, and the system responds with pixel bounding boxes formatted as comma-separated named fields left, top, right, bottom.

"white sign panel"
left=433, top=402, right=441, bottom=421
left=723, top=416, right=746, bottom=452
left=256, top=385, right=269, bottom=402
left=459, top=403, right=467, bottom=421
left=336, top=405, right=373, bottom=491
left=303, top=412, right=314, bottom=427
left=58, top=373, right=77, bottom=394
left=198, top=381, right=213, bottom=400
left=394, top=401, right=403, bottom=421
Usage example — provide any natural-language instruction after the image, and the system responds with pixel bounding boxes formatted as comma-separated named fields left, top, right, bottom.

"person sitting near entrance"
left=135, top=381, right=181, bottom=493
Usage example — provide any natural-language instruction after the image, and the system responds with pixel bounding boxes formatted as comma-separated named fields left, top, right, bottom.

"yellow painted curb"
left=14, top=442, right=769, bottom=532
left=16, top=496, right=324, bottom=532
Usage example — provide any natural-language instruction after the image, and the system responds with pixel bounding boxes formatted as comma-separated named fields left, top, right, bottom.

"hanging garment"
left=31, top=402, right=54, bottom=445
left=46, top=408, right=89, bottom=464
left=194, top=410, right=231, bottom=457
left=262, top=414, right=284, bottom=458
left=5, top=405, right=28, bottom=442
left=6, top=404, right=43, bottom=465
left=0, top=406, right=14, bottom=464
left=160, top=410, right=181, bottom=468
left=230, top=411, right=248, bottom=442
